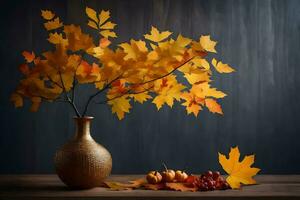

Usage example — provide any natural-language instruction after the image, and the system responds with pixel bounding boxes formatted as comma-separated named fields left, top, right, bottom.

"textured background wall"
left=0, top=0, right=300, bottom=174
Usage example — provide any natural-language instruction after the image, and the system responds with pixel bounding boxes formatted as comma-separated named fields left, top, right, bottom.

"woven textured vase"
left=54, top=117, right=112, bottom=189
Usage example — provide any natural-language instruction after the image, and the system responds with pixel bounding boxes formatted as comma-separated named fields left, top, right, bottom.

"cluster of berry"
left=186, top=171, right=230, bottom=191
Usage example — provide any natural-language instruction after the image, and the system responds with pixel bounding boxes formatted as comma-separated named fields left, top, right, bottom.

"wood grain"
left=0, top=175, right=300, bottom=200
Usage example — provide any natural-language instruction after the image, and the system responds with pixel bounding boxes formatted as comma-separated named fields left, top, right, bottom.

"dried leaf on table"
left=143, top=183, right=165, bottom=190
left=104, top=178, right=146, bottom=190
left=165, top=182, right=198, bottom=192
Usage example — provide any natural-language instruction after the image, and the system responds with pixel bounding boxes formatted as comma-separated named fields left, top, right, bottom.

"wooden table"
left=0, top=175, right=299, bottom=200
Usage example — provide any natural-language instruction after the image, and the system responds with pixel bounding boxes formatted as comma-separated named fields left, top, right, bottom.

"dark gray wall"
left=0, top=0, right=300, bottom=174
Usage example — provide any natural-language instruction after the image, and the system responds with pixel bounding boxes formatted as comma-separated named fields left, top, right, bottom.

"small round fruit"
left=205, top=170, right=213, bottom=177
left=175, top=170, right=188, bottom=182
left=146, top=171, right=162, bottom=184
left=213, top=171, right=220, bottom=180
left=162, top=169, right=175, bottom=182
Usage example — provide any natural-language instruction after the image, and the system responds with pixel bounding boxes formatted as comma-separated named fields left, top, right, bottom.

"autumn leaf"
left=99, top=10, right=110, bottom=25
left=100, top=21, right=116, bottom=29
left=22, top=51, right=35, bottom=63
left=205, top=98, right=223, bottom=114
left=144, top=26, right=172, bottom=43
left=200, top=35, right=217, bottom=53
left=104, top=178, right=146, bottom=190
left=88, top=20, right=98, bottom=29
left=152, top=76, right=185, bottom=110
left=192, top=58, right=210, bottom=71
left=10, top=93, right=23, bottom=108
left=86, top=7, right=98, bottom=23
left=44, top=17, right=63, bottom=31
left=131, top=93, right=152, bottom=104
left=181, top=92, right=204, bottom=117
left=212, top=58, right=235, bottom=73
left=184, top=71, right=210, bottom=84
left=99, top=38, right=111, bottom=48
left=41, top=10, right=55, bottom=20
left=191, top=83, right=227, bottom=99
left=47, top=32, right=68, bottom=46
left=19, top=64, right=30, bottom=75
left=30, top=97, right=42, bottom=112
left=143, top=183, right=165, bottom=190
left=119, top=40, right=148, bottom=60
left=165, top=183, right=198, bottom=192
left=100, top=30, right=117, bottom=38
left=219, top=146, right=260, bottom=189
left=108, top=96, right=131, bottom=120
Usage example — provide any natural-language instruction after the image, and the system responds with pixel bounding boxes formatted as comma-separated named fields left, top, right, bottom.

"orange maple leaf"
left=22, top=51, right=35, bottom=63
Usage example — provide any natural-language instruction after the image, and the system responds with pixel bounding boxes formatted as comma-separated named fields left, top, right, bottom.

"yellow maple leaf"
left=119, top=40, right=147, bottom=60
left=200, top=35, right=217, bottom=53
left=44, top=17, right=63, bottom=31
left=10, top=93, right=23, bottom=108
left=205, top=98, right=223, bottom=114
left=108, top=96, right=131, bottom=120
left=191, top=83, right=227, bottom=99
left=152, top=76, right=185, bottom=110
left=41, top=10, right=55, bottom=20
left=47, top=32, right=68, bottom=46
left=192, top=58, right=210, bottom=70
left=86, top=7, right=98, bottom=23
left=100, top=30, right=117, bottom=38
left=144, top=26, right=172, bottom=43
left=100, top=21, right=116, bottom=29
left=181, top=92, right=204, bottom=116
left=130, top=92, right=152, bottom=104
left=212, top=58, right=235, bottom=73
left=184, top=71, right=210, bottom=84
left=88, top=20, right=98, bottom=29
left=99, top=10, right=110, bottom=25
left=219, top=147, right=260, bottom=189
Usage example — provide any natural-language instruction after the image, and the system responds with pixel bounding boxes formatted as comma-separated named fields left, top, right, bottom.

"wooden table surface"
left=0, top=175, right=299, bottom=200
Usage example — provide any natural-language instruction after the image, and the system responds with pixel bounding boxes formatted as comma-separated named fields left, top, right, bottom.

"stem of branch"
left=59, top=72, right=81, bottom=117
left=82, top=74, right=122, bottom=116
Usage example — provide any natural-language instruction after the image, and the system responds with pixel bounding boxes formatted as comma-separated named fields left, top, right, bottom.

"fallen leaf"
left=104, top=178, right=146, bottom=190
left=165, top=182, right=198, bottom=192
left=219, top=146, right=260, bottom=189
left=143, top=183, right=165, bottom=190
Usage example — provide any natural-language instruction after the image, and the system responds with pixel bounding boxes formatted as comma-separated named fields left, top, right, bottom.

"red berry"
left=213, top=171, right=220, bottom=180
left=205, top=170, right=213, bottom=177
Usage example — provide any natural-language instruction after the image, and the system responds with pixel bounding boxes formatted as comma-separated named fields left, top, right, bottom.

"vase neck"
left=74, top=117, right=94, bottom=140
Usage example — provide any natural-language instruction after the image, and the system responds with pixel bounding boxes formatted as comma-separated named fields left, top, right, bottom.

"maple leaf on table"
left=104, top=178, right=146, bottom=191
left=219, top=146, right=260, bottom=189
